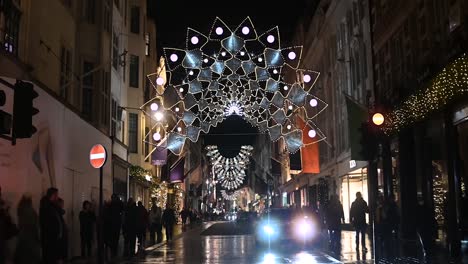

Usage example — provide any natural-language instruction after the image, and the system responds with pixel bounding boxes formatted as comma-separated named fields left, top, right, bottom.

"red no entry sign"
left=90, top=144, right=107, bottom=169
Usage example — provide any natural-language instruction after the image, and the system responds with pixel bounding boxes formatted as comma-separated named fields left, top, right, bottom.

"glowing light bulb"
left=242, top=26, right=250, bottom=35
left=179, top=87, right=184, bottom=93
left=308, top=129, right=317, bottom=138
left=288, top=105, right=293, bottom=110
left=155, top=112, right=164, bottom=121
left=215, top=27, right=223, bottom=35
left=258, top=57, right=263, bottom=62
left=150, top=103, right=158, bottom=111
left=189, top=70, right=194, bottom=75
left=273, top=69, right=278, bottom=74
left=288, top=51, right=296, bottom=60
left=221, top=51, right=226, bottom=56
left=267, top=35, right=275, bottom=43
left=170, top=54, right=178, bottom=62
left=287, top=125, right=292, bottom=130
left=283, top=85, right=288, bottom=91
left=177, top=127, right=182, bottom=132
left=191, top=36, right=199, bottom=45
left=303, top=74, right=311, bottom=83
left=153, top=132, right=161, bottom=141
left=156, top=77, right=164, bottom=85
left=310, top=98, right=318, bottom=107
left=175, top=107, right=180, bottom=112
left=203, top=58, right=209, bottom=63
left=240, top=51, right=245, bottom=56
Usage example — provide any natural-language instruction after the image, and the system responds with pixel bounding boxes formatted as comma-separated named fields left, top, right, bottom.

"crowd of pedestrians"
left=0, top=185, right=194, bottom=264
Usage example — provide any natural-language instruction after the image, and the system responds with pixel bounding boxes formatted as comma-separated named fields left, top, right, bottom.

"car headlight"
left=293, top=219, right=316, bottom=240
left=263, top=224, right=275, bottom=235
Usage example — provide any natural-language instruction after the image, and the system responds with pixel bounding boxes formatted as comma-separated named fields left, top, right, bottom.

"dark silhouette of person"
left=350, top=192, right=369, bottom=251
left=14, top=194, right=41, bottom=264
left=136, top=201, right=148, bottom=252
left=0, top=185, right=19, bottom=264
left=123, top=198, right=138, bottom=258
left=102, top=200, right=112, bottom=261
left=382, top=194, right=399, bottom=258
left=149, top=202, right=163, bottom=244
left=79, top=200, right=96, bottom=258
left=162, top=205, right=176, bottom=241
left=39, top=187, right=62, bottom=264
left=109, top=194, right=124, bottom=257
left=416, top=201, right=437, bottom=262
left=57, top=197, right=68, bottom=262
left=326, top=194, right=345, bottom=251
left=180, top=207, right=189, bottom=227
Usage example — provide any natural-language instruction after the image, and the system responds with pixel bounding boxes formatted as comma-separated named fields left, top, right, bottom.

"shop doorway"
left=341, top=168, right=369, bottom=223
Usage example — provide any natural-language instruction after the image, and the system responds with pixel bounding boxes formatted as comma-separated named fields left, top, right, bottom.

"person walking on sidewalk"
left=162, top=205, right=176, bottom=241
left=136, top=201, right=149, bottom=252
left=14, top=194, right=40, bottom=264
left=109, top=194, right=124, bottom=258
left=79, top=200, right=96, bottom=258
left=180, top=207, right=189, bottom=228
left=149, top=202, right=163, bottom=244
left=350, top=192, right=369, bottom=251
left=123, top=198, right=138, bottom=258
left=39, top=187, right=62, bottom=264
left=325, top=195, right=345, bottom=252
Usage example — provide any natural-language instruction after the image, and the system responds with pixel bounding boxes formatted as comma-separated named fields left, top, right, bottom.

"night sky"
left=152, top=0, right=316, bottom=149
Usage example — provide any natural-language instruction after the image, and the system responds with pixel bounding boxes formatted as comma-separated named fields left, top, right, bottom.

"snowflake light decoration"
left=206, top=145, right=253, bottom=190
left=146, top=17, right=327, bottom=155
left=221, top=190, right=242, bottom=201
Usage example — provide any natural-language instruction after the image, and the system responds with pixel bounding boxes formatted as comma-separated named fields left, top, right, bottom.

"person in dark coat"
left=14, top=194, right=41, bottom=264
left=326, top=195, right=344, bottom=251
left=79, top=200, right=96, bottom=258
left=136, top=201, right=148, bottom=252
left=350, top=192, right=369, bottom=251
left=57, top=197, right=68, bottom=262
left=162, top=205, right=177, bottom=241
left=39, top=187, right=62, bottom=264
left=180, top=207, right=189, bottom=227
left=123, top=198, right=138, bottom=258
left=0, top=186, right=18, bottom=264
left=109, top=194, right=124, bottom=257
left=149, top=202, right=163, bottom=244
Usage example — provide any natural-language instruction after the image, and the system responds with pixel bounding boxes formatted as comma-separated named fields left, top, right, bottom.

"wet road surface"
left=120, top=221, right=342, bottom=264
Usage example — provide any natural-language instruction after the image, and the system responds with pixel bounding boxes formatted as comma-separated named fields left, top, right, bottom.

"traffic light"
left=0, top=90, right=12, bottom=134
left=13, top=80, right=38, bottom=139
left=358, top=122, right=378, bottom=161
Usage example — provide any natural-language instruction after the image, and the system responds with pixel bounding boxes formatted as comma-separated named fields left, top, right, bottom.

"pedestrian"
left=350, top=192, right=369, bottom=251
left=416, top=201, right=437, bottom=261
left=109, top=194, right=124, bottom=258
left=162, top=204, right=176, bottom=241
left=123, top=198, right=137, bottom=258
left=0, top=186, right=19, bottom=264
left=102, top=200, right=112, bottom=261
left=325, top=195, right=344, bottom=252
left=136, top=201, right=148, bottom=252
left=180, top=207, right=188, bottom=228
left=79, top=200, right=96, bottom=258
left=39, top=187, right=62, bottom=264
left=382, top=194, right=399, bottom=257
left=57, top=197, right=68, bottom=262
left=14, top=194, right=41, bottom=264
left=149, top=201, right=163, bottom=244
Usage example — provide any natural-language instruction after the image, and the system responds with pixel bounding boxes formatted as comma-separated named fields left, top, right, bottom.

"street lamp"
left=372, top=113, right=385, bottom=126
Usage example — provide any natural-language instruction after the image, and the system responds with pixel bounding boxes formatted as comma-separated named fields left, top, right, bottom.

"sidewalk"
left=69, top=223, right=188, bottom=264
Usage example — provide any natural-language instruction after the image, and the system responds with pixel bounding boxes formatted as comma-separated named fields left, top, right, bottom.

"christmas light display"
left=206, top=145, right=253, bottom=190
left=384, top=53, right=468, bottom=133
left=145, top=17, right=327, bottom=155
left=221, top=190, right=242, bottom=201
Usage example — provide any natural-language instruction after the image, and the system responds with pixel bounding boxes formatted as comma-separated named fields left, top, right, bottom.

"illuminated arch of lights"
left=145, top=17, right=327, bottom=155
left=206, top=145, right=253, bottom=190
left=221, top=190, right=242, bottom=201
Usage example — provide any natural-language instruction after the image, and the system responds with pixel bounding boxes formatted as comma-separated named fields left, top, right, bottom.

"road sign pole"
left=98, top=166, right=103, bottom=264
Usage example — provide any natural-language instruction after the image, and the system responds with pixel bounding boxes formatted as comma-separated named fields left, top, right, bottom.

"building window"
left=144, top=127, right=149, bottom=162
left=128, top=113, right=138, bottom=153
left=101, top=71, right=110, bottom=126
left=130, top=6, right=140, bottom=34
left=0, top=0, right=21, bottom=56
left=145, top=33, right=150, bottom=56
left=59, top=46, right=72, bottom=99
left=112, top=32, right=119, bottom=70
left=82, top=61, right=94, bottom=120
left=104, top=0, right=111, bottom=33
left=83, top=0, right=95, bottom=24
left=129, top=55, right=139, bottom=88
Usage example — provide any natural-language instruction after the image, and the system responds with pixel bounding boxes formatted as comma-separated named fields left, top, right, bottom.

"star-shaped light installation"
left=206, top=145, right=253, bottom=190
left=221, top=190, right=242, bottom=201
left=146, top=17, right=327, bottom=155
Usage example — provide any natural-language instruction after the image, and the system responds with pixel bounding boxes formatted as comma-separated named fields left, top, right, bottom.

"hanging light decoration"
left=221, top=190, right=242, bottom=201
left=145, top=17, right=328, bottom=155
left=206, top=145, right=253, bottom=190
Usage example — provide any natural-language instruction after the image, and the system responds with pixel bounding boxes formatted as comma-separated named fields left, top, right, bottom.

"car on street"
left=254, top=208, right=320, bottom=249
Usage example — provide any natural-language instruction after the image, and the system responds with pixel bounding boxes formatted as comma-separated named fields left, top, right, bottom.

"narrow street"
left=122, top=222, right=343, bottom=264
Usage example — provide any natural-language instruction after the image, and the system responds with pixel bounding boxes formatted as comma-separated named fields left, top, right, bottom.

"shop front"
left=340, top=168, right=368, bottom=223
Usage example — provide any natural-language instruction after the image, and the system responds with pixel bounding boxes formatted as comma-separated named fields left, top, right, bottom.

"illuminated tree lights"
left=207, top=145, right=253, bottom=190
left=146, top=17, right=328, bottom=155
left=384, top=53, right=468, bottom=133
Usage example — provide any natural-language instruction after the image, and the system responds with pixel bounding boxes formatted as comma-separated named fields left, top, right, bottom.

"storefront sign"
left=349, top=160, right=357, bottom=169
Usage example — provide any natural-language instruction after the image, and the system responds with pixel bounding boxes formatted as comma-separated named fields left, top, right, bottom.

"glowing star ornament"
left=146, top=17, right=327, bottom=155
